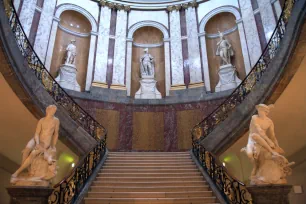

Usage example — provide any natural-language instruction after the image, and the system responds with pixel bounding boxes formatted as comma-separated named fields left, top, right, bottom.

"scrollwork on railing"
left=193, top=142, right=252, bottom=204
left=2, top=1, right=108, bottom=203
left=49, top=139, right=106, bottom=204
left=191, top=0, right=297, bottom=143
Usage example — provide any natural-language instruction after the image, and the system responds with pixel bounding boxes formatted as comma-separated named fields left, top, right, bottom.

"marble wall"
left=112, top=10, right=128, bottom=86
left=257, top=0, right=277, bottom=41
left=169, top=10, right=184, bottom=86
left=128, top=10, right=169, bottom=29
left=19, top=0, right=36, bottom=37
left=75, top=97, right=225, bottom=151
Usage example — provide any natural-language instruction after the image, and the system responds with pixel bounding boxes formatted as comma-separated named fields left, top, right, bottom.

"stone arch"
left=199, top=6, right=241, bottom=32
left=128, top=21, right=169, bottom=39
left=55, top=4, right=98, bottom=33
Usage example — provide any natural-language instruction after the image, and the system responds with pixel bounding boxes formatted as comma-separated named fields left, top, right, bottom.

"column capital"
left=167, top=0, right=197, bottom=12
left=126, top=38, right=133, bottom=42
left=198, top=31, right=206, bottom=37
left=99, top=0, right=130, bottom=12
left=163, top=38, right=170, bottom=42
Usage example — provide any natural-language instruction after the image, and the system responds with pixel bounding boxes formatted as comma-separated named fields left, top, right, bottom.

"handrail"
left=191, top=0, right=298, bottom=203
left=2, top=0, right=108, bottom=203
left=192, top=141, right=252, bottom=204
left=191, top=0, right=296, bottom=143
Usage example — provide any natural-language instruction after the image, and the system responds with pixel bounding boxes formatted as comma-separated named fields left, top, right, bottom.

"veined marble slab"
left=19, top=0, right=36, bottom=37
left=128, top=10, right=169, bottom=29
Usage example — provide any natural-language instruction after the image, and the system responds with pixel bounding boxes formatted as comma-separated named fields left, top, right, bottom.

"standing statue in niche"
left=216, top=31, right=234, bottom=65
left=135, top=48, right=161, bottom=99
left=140, top=48, right=155, bottom=77
left=241, top=104, right=295, bottom=184
left=65, top=39, right=77, bottom=65
left=11, top=105, right=59, bottom=187
left=214, top=31, right=241, bottom=92
left=56, top=39, right=81, bottom=91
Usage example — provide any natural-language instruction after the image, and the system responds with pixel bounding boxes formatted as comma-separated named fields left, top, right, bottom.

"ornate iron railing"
left=193, top=141, right=252, bottom=204
left=2, top=0, right=108, bottom=203
left=191, top=0, right=297, bottom=142
left=3, top=0, right=106, bottom=142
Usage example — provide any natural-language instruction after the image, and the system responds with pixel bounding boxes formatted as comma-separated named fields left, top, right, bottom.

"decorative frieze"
left=167, top=0, right=197, bottom=12
left=99, top=0, right=130, bottom=11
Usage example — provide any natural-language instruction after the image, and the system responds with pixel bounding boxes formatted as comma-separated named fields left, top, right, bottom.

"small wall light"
left=71, top=163, right=75, bottom=168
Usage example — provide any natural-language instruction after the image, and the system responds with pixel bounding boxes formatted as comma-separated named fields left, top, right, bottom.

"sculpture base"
left=215, top=64, right=241, bottom=92
left=56, top=64, right=81, bottom=92
left=247, top=185, right=292, bottom=204
left=135, top=77, right=162, bottom=99
left=7, top=186, right=53, bottom=204
left=10, top=175, right=50, bottom=187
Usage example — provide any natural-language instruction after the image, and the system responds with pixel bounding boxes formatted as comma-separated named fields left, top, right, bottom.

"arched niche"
left=50, top=10, right=91, bottom=91
left=131, top=26, right=166, bottom=97
left=205, top=12, right=246, bottom=92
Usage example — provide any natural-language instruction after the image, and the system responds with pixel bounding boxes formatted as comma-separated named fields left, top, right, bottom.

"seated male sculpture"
left=11, top=105, right=59, bottom=186
left=241, top=104, right=294, bottom=184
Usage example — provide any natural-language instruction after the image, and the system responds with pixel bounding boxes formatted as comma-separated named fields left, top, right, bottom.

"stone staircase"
left=84, top=151, right=219, bottom=204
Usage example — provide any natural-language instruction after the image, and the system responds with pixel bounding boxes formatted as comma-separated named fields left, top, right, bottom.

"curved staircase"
left=84, top=152, right=219, bottom=204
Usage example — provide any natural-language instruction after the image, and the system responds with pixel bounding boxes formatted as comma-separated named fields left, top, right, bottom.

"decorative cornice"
left=132, top=42, right=164, bottom=48
left=205, top=25, right=238, bottom=39
left=58, top=24, right=91, bottom=38
left=167, top=0, right=197, bottom=12
left=99, top=0, right=131, bottom=11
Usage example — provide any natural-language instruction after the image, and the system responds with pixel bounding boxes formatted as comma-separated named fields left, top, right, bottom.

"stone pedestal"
left=247, top=185, right=292, bottom=204
left=7, top=186, right=53, bottom=204
left=56, top=64, right=81, bottom=91
left=135, top=76, right=162, bottom=99
left=215, top=64, right=241, bottom=92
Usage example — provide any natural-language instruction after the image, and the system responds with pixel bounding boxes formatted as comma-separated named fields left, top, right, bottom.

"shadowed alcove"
left=50, top=10, right=91, bottom=91
left=131, top=26, right=166, bottom=98
left=205, top=12, right=246, bottom=92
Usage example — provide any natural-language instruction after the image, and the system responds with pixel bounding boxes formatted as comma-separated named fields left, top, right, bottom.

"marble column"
left=272, top=0, right=282, bottom=19
left=169, top=10, right=185, bottom=86
left=239, top=0, right=262, bottom=66
left=164, top=39, right=171, bottom=96
left=85, top=32, right=97, bottom=91
left=112, top=10, right=128, bottom=87
left=258, top=0, right=277, bottom=41
left=93, top=6, right=111, bottom=87
left=19, top=0, right=37, bottom=37
left=125, top=39, right=133, bottom=96
left=237, top=19, right=251, bottom=74
left=44, top=17, right=59, bottom=71
left=199, top=32, right=211, bottom=92
left=185, top=7, right=202, bottom=84
left=13, top=0, right=21, bottom=12
left=33, top=0, right=57, bottom=63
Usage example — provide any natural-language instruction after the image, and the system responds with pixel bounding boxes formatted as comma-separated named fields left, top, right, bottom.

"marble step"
left=98, top=172, right=201, bottom=177
left=95, top=176, right=204, bottom=182
left=108, top=152, right=190, bottom=156
left=92, top=181, right=207, bottom=187
left=102, top=165, right=197, bottom=169
left=87, top=191, right=214, bottom=198
left=84, top=197, right=218, bottom=204
left=104, top=162, right=194, bottom=166
left=90, top=186, right=211, bottom=192
left=107, top=156, right=191, bottom=160
left=100, top=168, right=199, bottom=173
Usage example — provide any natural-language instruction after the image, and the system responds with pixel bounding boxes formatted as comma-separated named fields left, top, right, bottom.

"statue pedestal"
left=215, top=64, right=241, bottom=92
left=135, top=76, right=162, bottom=99
left=56, top=64, right=81, bottom=92
left=247, top=185, right=292, bottom=204
left=7, top=186, right=53, bottom=204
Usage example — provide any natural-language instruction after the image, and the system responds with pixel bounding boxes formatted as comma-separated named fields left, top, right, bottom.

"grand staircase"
left=84, top=152, right=220, bottom=204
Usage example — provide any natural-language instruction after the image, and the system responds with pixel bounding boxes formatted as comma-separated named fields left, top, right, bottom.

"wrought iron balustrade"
left=191, top=0, right=297, bottom=143
left=2, top=0, right=108, bottom=203
left=193, top=141, right=252, bottom=204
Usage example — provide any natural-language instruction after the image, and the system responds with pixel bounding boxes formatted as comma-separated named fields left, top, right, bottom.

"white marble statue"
left=241, top=104, right=295, bottom=185
left=140, top=48, right=155, bottom=77
left=135, top=48, right=161, bottom=99
left=11, top=105, right=60, bottom=186
left=65, top=40, right=77, bottom=65
left=216, top=31, right=234, bottom=65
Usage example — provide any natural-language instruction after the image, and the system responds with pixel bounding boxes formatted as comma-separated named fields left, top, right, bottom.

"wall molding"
left=132, top=42, right=164, bottom=48
left=58, top=24, right=91, bottom=38
left=128, top=21, right=169, bottom=38
left=206, top=25, right=238, bottom=39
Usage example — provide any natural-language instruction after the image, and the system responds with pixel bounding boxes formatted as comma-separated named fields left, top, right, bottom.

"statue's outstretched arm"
left=51, top=119, right=60, bottom=149
left=34, top=119, right=42, bottom=145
